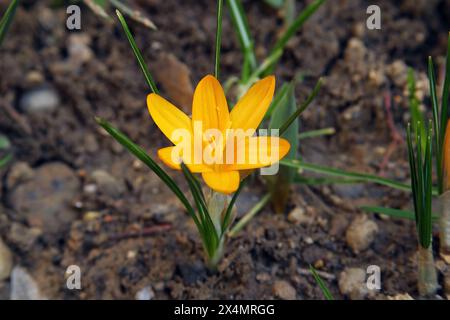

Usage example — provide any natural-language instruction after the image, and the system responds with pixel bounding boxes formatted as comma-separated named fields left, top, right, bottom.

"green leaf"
left=279, top=78, right=322, bottom=135
left=214, top=0, right=224, bottom=79
left=84, top=0, right=110, bottom=19
left=407, top=121, right=434, bottom=248
left=226, top=0, right=257, bottom=79
left=280, top=158, right=425, bottom=193
left=180, top=163, right=219, bottom=257
left=298, top=127, right=335, bottom=140
left=440, top=32, right=450, bottom=156
left=295, top=174, right=361, bottom=185
left=361, top=206, right=439, bottom=222
left=221, top=178, right=247, bottom=236
left=428, top=57, right=443, bottom=194
left=228, top=193, right=271, bottom=237
left=262, top=0, right=326, bottom=74
left=116, top=10, right=159, bottom=93
left=0, top=0, right=19, bottom=46
left=0, top=153, right=12, bottom=168
left=309, top=265, right=334, bottom=300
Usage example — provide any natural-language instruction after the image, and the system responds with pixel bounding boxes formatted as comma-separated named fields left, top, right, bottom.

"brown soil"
left=0, top=0, right=449, bottom=299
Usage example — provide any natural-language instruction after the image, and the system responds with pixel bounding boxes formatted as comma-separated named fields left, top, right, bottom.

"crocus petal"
left=147, top=93, right=192, bottom=145
left=202, top=170, right=240, bottom=194
left=225, top=136, right=290, bottom=170
left=157, top=146, right=212, bottom=173
left=230, top=75, right=275, bottom=131
left=192, top=75, right=231, bottom=136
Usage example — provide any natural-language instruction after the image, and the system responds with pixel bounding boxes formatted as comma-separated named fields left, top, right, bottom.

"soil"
left=0, top=0, right=449, bottom=299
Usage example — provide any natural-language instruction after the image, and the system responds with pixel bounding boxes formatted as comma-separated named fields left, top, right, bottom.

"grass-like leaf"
left=298, top=127, right=335, bottom=140
left=279, top=78, right=322, bottom=135
left=116, top=10, right=159, bottom=93
left=309, top=265, right=334, bottom=300
left=0, top=0, right=19, bottom=46
left=361, top=206, right=439, bottom=221
left=407, top=121, right=434, bottom=249
left=268, top=82, right=298, bottom=213
left=226, top=0, right=257, bottom=79
left=221, top=178, right=247, bottom=236
left=281, top=158, right=423, bottom=193
left=214, top=0, right=224, bottom=79
left=228, top=193, right=271, bottom=237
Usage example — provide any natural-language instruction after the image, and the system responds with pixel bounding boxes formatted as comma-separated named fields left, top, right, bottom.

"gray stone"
left=19, top=86, right=60, bottom=113
left=10, top=266, right=47, bottom=300
left=9, top=162, right=80, bottom=235
left=135, top=286, right=155, bottom=300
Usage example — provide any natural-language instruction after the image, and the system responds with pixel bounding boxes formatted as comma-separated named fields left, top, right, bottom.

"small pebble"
left=135, top=286, right=155, bottom=300
left=273, top=280, right=297, bottom=300
left=288, top=207, right=314, bottom=225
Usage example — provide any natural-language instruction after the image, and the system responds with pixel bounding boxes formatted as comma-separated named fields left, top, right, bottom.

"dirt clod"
left=345, top=215, right=379, bottom=253
left=0, top=237, right=13, bottom=281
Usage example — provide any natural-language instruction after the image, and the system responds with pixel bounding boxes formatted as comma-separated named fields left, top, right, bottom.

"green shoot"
left=116, top=10, right=159, bottom=94
left=267, top=79, right=298, bottom=213
left=214, top=0, right=224, bottom=79
left=0, top=0, right=19, bottom=46
left=406, top=120, right=438, bottom=296
left=226, top=0, right=257, bottom=79
left=279, top=78, right=323, bottom=135
left=262, top=0, right=326, bottom=75
left=407, top=122, right=433, bottom=249
left=298, top=127, right=335, bottom=140
left=97, top=117, right=235, bottom=267
left=428, top=57, right=443, bottom=194
left=281, top=158, right=419, bottom=193
left=228, top=193, right=271, bottom=237
left=309, top=265, right=334, bottom=300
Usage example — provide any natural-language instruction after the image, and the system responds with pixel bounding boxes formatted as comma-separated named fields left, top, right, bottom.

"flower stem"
left=417, top=245, right=438, bottom=297
left=205, top=191, right=229, bottom=269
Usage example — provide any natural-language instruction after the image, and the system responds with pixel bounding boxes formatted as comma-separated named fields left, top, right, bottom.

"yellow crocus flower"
left=147, top=74, right=290, bottom=194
